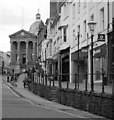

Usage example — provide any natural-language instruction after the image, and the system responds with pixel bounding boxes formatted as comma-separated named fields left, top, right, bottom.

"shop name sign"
left=98, top=34, right=105, bottom=42
left=95, top=49, right=101, bottom=54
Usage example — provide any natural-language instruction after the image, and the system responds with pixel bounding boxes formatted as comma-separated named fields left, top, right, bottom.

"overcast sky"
left=0, top=0, right=50, bottom=52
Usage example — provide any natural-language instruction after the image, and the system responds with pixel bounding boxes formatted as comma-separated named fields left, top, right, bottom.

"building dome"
left=29, top=10, right=44, bottom=35
left=29, top=21, right=41, bottom=35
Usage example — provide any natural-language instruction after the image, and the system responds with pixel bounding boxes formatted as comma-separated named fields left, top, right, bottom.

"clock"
left=21, top=32, right=24, bottom=36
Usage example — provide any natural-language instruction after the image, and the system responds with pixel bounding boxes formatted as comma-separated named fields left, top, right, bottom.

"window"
left=64, top=2, right=69, bottom=19
left=100, top=7, right=104, bottom=30
left=73, top=30, right=76, bottom=46
left=78, top=0, right=80, bottom=14
left=57, top=37, right=59, bottom=48
left=72, top=3, right=76, bottom=19
left=83, top=0, right=86, bottom=8
left=54, top=41, right=56, bottom=52
left=16, top=54, right=17, bottom=61
left=63, top=28, right=67, bottom=42
left=77, top=25, right=80, bottom=34
left=83, top=20, right=87, bottom=40
left=50, top=43, right=52, bottom=56
left=90, top=14, right=94, bottom=21
left=77, top=25, right=80, bottom=43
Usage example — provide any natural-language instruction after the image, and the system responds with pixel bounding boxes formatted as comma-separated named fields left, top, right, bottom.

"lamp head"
left=88, top=21, right=96, bottom=35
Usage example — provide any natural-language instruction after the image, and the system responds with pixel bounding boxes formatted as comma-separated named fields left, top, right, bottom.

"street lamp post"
left=112, top=18, right=114, bottom=97
left=88, top=21, right=96, bottom=92
left=77, top=32, right=80, bottom=89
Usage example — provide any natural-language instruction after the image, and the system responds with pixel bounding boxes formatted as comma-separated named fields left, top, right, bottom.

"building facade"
left=0, top=51, right=10, bottom=74
left=9, top=29, right=37, bottom=73
left=9, top=11, right=45, bottom=73
left=44, top=0, right=114, bottom=84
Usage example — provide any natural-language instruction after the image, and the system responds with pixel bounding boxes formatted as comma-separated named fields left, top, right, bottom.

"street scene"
left=2, top=74, right=105, bottom=118
left=0, top=0, right=114, bottom=119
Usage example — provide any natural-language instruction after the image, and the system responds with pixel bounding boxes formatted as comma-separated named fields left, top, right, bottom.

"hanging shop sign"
left=98, top=34, right=105, bottom=42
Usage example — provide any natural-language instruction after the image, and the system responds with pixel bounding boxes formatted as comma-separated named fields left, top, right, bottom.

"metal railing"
left=29, top=72, right=113, bottom=95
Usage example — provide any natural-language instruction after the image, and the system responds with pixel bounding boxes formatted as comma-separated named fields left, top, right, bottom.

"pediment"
left=9, top=29, right=37, bottom=38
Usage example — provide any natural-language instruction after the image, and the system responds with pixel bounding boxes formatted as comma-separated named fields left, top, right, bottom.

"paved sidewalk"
left=2, top=74, right=109, bottom=119
left=37, top=77, right=112, bottom=94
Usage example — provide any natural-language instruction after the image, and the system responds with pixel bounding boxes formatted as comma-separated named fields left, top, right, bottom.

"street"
left=1, top=74, right=106, bottom=119
left=2, top=82, right=86, bottom=118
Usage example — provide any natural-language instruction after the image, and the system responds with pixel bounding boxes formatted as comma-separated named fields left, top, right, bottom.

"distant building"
left=9, top=11, right=44, bottom=73
left=9, top=29, right=37, bottom=73
left=0, top=51, right=10, bottom=74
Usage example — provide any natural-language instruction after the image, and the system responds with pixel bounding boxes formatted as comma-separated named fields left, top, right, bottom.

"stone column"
left=26, top=41, right=29, bottom=65
left=17, top=41, right=20, bottom=64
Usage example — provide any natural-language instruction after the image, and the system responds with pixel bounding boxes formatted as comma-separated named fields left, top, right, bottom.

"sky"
left=0, top=0, right=50, bottom=52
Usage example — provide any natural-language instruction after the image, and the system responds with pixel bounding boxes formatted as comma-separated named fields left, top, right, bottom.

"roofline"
left=9, top=29, right=37, bottom=38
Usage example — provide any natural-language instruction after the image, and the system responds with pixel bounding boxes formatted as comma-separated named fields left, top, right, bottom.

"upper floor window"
left=77, top=25, right=80, bottom=43
left=83, top=20, right=87, bottom=40
left=100, top=7, right=104, bottom=30
left=57, top=37, right=59, bottom=48
left=72, top=3, right=76, bottom=19
left=63, top=27, right=67, bottom=42
left=54, top=41, right=56, bottom=52
left=73, top=29, right=76, bottom=46
left=78, top=0, right=81, bottom=14
left=90, top=14, right=94, bottom=21
left=83, top=0, right=86, bottom=8
left=63, top=2, right=69, bottom=19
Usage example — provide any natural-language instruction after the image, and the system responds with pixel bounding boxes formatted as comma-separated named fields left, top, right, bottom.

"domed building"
left=29, top=10, right=44, bottom=35
left=9, top=11, right=45, bottom=73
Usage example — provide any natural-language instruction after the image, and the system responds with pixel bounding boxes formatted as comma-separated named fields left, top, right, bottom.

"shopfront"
left=71, top=46, right=88, bottom=83
left=93, top=44, right=107, bottom=82
left=60, top=47, right=70, bottom=81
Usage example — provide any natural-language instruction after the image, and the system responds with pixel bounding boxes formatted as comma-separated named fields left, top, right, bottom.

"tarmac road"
left=1, top=74, right=108, bottom=119
left=2, top=83, right=84, bottom=118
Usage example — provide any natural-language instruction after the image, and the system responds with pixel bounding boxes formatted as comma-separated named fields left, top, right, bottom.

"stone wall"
left=28, top=83, right=113, bottom=119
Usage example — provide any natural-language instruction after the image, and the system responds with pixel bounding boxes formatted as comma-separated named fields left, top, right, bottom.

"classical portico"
left=9, top=29, right=37, bottom=73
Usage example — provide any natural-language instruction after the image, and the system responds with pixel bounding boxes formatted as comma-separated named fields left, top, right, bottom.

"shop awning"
left=60, top=46, right=70, bottom=54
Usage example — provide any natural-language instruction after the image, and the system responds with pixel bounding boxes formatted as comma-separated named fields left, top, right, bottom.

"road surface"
left=2, top=83, right=87, bottom=118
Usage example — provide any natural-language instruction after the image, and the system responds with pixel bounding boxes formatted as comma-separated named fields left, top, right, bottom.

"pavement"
left=2, top=74, right=109, bottom=119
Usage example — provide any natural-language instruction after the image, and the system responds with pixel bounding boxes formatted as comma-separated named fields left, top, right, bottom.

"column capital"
left=17, top=41, right=21, bottom=43
left=25, top=41, right=29, bottom=43
left=33, top=41, right=36, bottom=44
